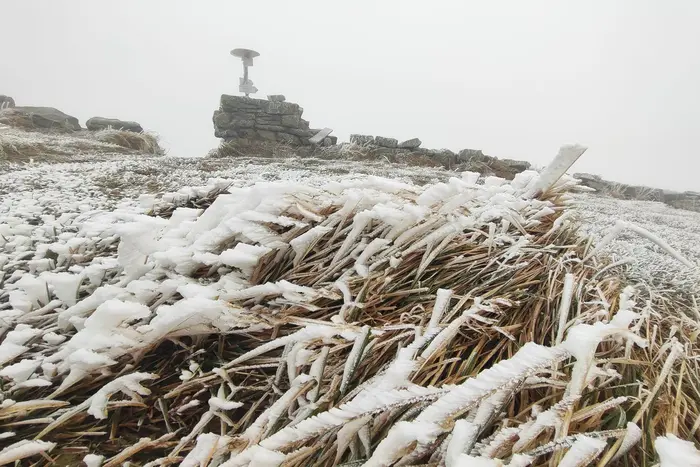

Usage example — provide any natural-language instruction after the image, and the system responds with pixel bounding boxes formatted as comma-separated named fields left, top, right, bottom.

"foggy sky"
left=2, top=1, right=699, bottom=191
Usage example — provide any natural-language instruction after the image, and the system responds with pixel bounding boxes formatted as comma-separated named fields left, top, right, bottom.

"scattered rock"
left=425, top=149, right=457, bottom=167
left=86, top=117, right=143, bottom=133
left=398, top=138, right=421, bottom=149
left=374, top=136, right=398, bottom=148
left=500, top=159, right=531, bottom=172
left=0, top=95, right=15, bottom=110
left=456, top=149, right=489, bottom=164
left=350, top=134, right=374, bottom=146
left=0, top=106, right=81, bottom=131
left=267, top=95, right=286, bottom=102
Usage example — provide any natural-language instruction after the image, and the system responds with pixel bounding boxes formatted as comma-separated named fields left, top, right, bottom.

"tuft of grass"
left=91, top=129, right=163, bottom=154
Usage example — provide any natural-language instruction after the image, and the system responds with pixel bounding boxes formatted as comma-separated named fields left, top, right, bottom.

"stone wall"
left=213, top=95, right=336, bottom=146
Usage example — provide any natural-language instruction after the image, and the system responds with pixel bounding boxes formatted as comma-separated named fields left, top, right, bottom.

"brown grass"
left=92, top=130, right=163, bottom=154
left=2, top=177, right=697, bottom=466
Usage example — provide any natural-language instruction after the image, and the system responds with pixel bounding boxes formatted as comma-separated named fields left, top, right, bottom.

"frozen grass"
left=0, top=166, right=698, bottom=465
left=0, top=125, right=162, bottom=168
left=1, top=128, right=699, bottom=465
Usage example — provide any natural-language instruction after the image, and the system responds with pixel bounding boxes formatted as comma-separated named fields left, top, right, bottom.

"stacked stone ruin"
left=213, top=94, right=337, bottom=146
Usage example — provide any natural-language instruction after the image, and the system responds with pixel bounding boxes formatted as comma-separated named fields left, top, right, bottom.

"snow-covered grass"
left=0, top=124, right=161, bottom=169
left=573, top=193, right=700, bottom=293
left=1, top=129, right=699, bottom=465
left=1, top=160, right=698, bottom=465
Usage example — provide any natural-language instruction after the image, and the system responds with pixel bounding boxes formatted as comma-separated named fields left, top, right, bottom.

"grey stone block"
left=5, top=106, right=81, bottom=131
left=213, top=110, right=231, bottom=128
left=375, top=136, right=398, bottom=148
left=266, top=100, right=302, bottom=116
left=281, top=114, right=301, bottom=127
left=214, top=127, right=239, bottom=139
left=231, top=118, right=255, bottom=129
left=398, top=138, right=421, bottom=149
left=456, top=149, right=489, bottom=163
left=500, top=159, right=531, bottom=172
left=255, top=124, right=287, bottom=132
left=256, top=115, right=284, bottom=126
left=277, top=132, right=301, bottom=145
left=220, top=95, right=267, bottom=112
left=350, top=134, right=374, bottom=145
left=86, top=116, right=143, bottom=133
left=257, top=130, right=277, bottom=141
left=267, top=95, right=286, bottom=102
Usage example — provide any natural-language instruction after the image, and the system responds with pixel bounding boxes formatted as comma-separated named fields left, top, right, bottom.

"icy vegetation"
left=1, top=152, right=699, bottom=466
left=1, top=127, right=700, bottom=465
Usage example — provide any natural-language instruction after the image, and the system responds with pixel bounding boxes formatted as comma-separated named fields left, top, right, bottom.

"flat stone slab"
left=86, top=117, right=143, bottom=133
left=309, top=127, right=333, bottom=144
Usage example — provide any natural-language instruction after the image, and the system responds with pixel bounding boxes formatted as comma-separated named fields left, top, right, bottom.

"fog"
left=2, top=0, right=699, bottom=191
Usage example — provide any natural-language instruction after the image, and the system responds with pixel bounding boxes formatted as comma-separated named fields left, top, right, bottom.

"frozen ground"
left=2, top=149, right=699, bottom=293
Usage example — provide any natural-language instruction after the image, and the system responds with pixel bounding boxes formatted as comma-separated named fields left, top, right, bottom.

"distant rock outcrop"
left=0, top=106, right=81, bottom=132
left=86, top=117, right=143, bottom=133
left=0, top=95, right=15, bottom=110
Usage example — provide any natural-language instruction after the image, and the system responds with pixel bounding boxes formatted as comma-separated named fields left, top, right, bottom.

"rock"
left=1, top=106, right=81, bottom=131
left=255, top=124, right=287, bottom=133
left=281, top=114, right=301, bottom=127
left=573, top=172, right=602, bottom=181
left=350, top=134, right=374, bottom=146
left=321, top=136, right=338, bottom=147
left=284, top=128, right=314, bottom=138
left=266, top=100, right=302, bottom=116
left=277, top=132, right=301, bottom=145
left=230, top=118, right=255, bottom=129
left=213, top=110, right=231, bottom=128
left=267, top=95, right=286, bottom=102
left=256, top=115, right=284, bottom=126
left=86, top=116, right=143, bottom=133
left=500, top=159, right=531, bottom=172
left=456, top=149, right=489, bottom=164
left=374, top=136, right=398, bottom=148
left=214, top=127, right=238, bottom=139
left=0, top=95, right=15, bottom=110
left=427, top=149, right=457, bottom=167
left=398, top=138, right=421, bottom=149
left=220, top=95, right=266, bottom=113
left=256, top=130, right=277, bottom=141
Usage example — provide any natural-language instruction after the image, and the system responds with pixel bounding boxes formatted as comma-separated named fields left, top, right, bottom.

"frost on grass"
left=0, top=156, right=698, bottom=466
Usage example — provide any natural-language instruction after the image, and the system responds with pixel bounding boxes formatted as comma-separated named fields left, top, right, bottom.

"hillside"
left=1, top=125, right=699, bottom=465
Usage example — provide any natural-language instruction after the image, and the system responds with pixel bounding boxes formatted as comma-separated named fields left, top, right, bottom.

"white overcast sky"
left=2, top=1, right=699, bottom=191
